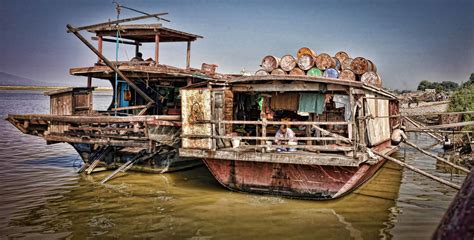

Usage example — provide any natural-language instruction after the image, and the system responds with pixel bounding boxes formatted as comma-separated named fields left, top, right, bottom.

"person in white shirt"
left=275, top=125, right=297, bottom=152
left=391, top=126, right=408, bottom=145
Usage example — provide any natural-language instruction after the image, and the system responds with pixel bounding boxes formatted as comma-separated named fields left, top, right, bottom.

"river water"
left=0, top=90, right=466, bottom=239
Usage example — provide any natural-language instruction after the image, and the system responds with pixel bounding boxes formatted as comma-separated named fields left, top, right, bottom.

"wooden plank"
left=44, top=87, right=95, bottom=96
left=204, top=120, right=349, bottom=126
left=237, top=144, right=353, bottom=152
left=138, top=102, right=154, bottom=116
left=92, top=36, right=142, bottom=46
left=7, top=114, right=180, bottom=123
left=232, top=83, right=321, bottom=92
left=44, top=135, right=148, bottom=147
left=86, top=159, right=101, bottom=175
left=179, top=148, right=362, bottom=167
left=100, top=160, right=133, bottom=184
left=69, top=13, right=167, bottom=32
left=311, top=124, right=352, bottom=144
left=230, top=75, right=363, bottom=88
left=68, top=126, right=145, bottom=132
left=414, top=121, right=474, bottom=130
left=111, top=105, right=148, bottom=111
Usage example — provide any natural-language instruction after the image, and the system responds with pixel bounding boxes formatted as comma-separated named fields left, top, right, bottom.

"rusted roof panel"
left=88, top=24, right=203, bottom=42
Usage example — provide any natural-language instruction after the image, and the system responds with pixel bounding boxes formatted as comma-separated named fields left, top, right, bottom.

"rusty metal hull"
left=203, top=146, right=398, bottom=200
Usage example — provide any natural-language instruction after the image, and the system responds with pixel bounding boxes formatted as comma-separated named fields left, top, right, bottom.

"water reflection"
left=1, top=161, right=403, bottom=239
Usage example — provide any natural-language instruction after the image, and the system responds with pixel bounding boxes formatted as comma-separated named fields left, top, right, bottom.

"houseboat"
left=179, top=74, right=401, bottom=199
left=6, top=14, right=230, bottom=177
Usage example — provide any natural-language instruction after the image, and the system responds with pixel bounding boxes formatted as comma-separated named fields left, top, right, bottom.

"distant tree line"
left=417, top=80, right=460, bottom=92
left=448, top=73, right=474, bottom=123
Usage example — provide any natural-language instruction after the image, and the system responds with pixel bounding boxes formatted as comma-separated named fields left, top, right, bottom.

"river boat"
left=7, top=14, right=229, bottom=174
left=179, top=74, right=401, bottom=199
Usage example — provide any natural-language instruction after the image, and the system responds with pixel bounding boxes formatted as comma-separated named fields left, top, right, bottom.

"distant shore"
left=0, top=86, right=112, bottom=91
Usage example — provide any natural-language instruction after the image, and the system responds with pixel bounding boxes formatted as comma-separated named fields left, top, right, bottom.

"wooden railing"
left=187, top=119, right=354, bottom=152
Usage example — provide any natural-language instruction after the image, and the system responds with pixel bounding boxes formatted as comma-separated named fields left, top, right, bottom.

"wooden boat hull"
left=202, top=146, right=398, bottom=200
left=72, top=143, right=202, bottom=174
left=6, top=114, right=202, bottom=174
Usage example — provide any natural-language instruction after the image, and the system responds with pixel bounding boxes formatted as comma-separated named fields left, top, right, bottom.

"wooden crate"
left=44, top=87, right=95, bottom=133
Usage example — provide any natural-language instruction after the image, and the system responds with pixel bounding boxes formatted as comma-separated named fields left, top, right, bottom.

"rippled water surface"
left=0, top=90, right=466, bottom=239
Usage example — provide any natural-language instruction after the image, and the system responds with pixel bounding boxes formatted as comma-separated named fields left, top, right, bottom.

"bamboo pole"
left=312, top=124, right=352, bottom=144
left=356, top=111, right=474, bottom=119
left=101, top=160, right=134, bottom=184
left=372, top=150, right=461, bottom=190
left=415, top=121, right=474, bottom=130
left=406, top=129, right=473, bottom=134
left=404, top=116, right=443, bottom=142
left=404, top=140, right=469, bottom=173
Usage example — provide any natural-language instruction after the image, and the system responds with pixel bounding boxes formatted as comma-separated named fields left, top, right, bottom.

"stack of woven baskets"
left=255, top=47, right=382, bottom=87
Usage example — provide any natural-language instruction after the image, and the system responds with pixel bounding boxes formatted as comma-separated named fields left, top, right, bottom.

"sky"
left=0, top=0, right=473, bottom=90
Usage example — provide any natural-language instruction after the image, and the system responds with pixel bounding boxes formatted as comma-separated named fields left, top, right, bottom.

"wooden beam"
left=179, top=148, right=362, bottom=167
left=135, top=41, right=140, bottom=56
left=183, top=134, right=345, bottom=142
left=45, top=134, right=148, bottom=147
left=413, top=121, right=474, bottom=129
left=68, top=13, right=167, bottom=32
left=186, top=41, right=191, bottom=69
left=97, top=36, right=103, bottom=63
left=92, top=36, right=142, bottom=46
left=155, top=34, right=160, bottom=64
left=87, top=76, right=92, bottom=88
left=404, top=116, right=443, bottom=142
left=231, top=75, right=363, bottom=88
left=232, top=83, right=321, bottom=92
left=8, top=114, right=180, bottom=123
left=67, top=24, right=155, bottom=104
left=111, top=105, right=148, bottom=111
left=203, top=120, right=349, bottom=126
left=312, top=124, right=352, bottom=144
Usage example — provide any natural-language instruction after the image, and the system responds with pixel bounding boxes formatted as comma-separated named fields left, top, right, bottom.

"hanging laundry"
left=257, top=97, right=264, bottom=111
left=297, top=112, right=309, bottom=116
left=270, top=92, right=299, bottom=111
left=298, top=93, right=324, bottom=114
left=333, top=94, right=351, bottom=120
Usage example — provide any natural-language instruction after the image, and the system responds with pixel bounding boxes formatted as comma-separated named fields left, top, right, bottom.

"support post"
left=97, top=36, right=103, bottom=63
left=135, top=41, right=139, bottom=57
left=349, top=88, right=356, bottom=158
left=186, top=41, right=191, bottom=69
left=87, top=75, right=92, bottom=89
left=155, top=34, right=160, bottom=64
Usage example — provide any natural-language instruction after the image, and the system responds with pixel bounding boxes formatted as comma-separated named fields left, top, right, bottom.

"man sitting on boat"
left=275, top=125, right=297, bottom=152
left=391, top=126, right=408, bottom=146
left=131, top=52, right=144, bottom=62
